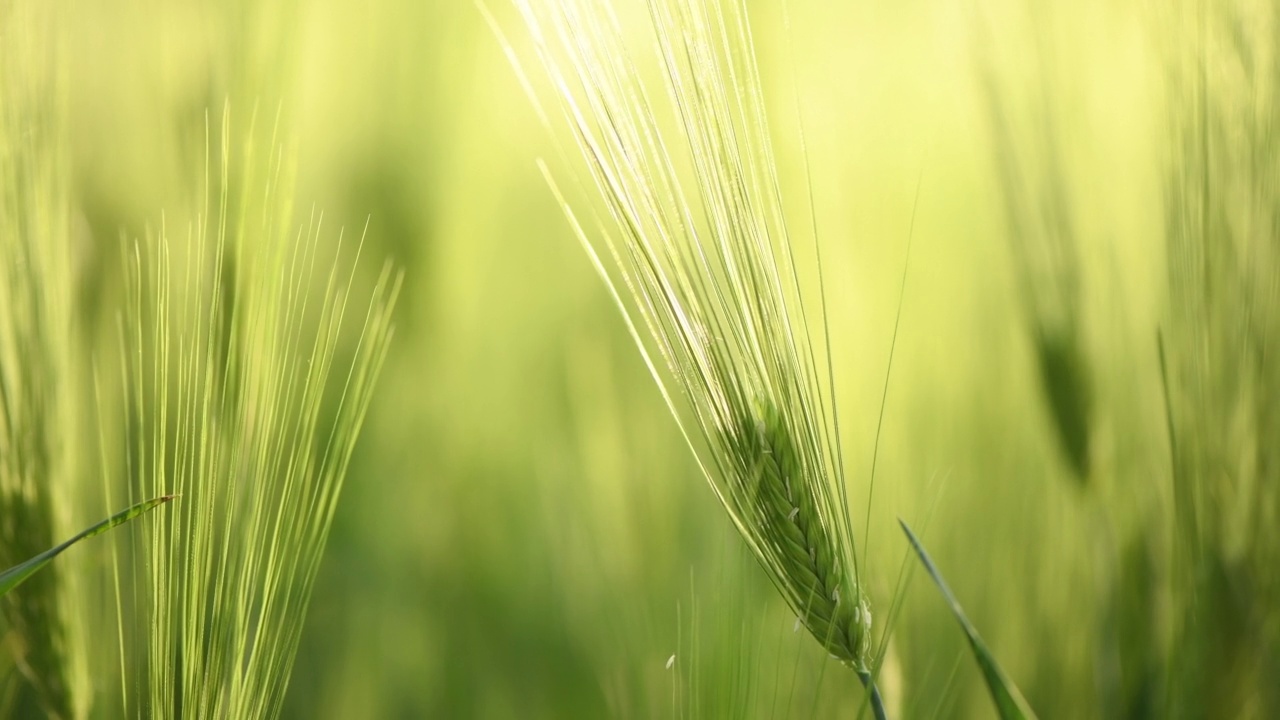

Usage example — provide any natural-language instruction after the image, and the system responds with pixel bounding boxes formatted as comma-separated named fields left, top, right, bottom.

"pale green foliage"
left=114, top=111, right=402, bottom=719
left=1158, top=0, right=1280, bottom=714
left=507, top=0, right=870, bottom=678
left=0, top=2, right=90, bottom=716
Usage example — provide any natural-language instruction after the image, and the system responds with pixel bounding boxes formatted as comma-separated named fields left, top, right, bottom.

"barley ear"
left=737, top=399, right=870, bottom=667
left=503, top=0, right=883, bottom=712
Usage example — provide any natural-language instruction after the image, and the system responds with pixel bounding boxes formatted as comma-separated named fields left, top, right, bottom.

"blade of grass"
left=0, top=496, right=177, bottom=598
left=898, top=519, right=1037, bottom=720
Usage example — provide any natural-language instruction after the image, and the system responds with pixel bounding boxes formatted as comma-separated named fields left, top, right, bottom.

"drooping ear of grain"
left=732, top=399, right=868, bottom=665
left=973, top=17, right=1094, bottom=486
left=504, top=0, right=878, bottom=703
left=1031, top=327, right=1092, bottom=481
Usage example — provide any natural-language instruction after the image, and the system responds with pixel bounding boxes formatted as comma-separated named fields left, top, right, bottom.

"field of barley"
left=1, top=0, right=1277, bottom=717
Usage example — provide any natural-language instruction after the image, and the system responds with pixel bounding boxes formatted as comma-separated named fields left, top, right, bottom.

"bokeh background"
left=6, top=0, right=1279, bottom=716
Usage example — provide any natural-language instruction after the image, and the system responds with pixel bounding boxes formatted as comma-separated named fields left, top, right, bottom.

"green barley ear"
left=116, top=109, right=402, bottom=719
left=501, top=0, right=879, bottom=708
left=1029, top=327, right=1091, bottom=481
left=735, top=398, right=870, bottom=666
left=972, top=16, right=1093, bottom=484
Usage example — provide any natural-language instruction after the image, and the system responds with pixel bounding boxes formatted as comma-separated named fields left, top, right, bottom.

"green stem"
left=858, top=670, right=889, bottom=720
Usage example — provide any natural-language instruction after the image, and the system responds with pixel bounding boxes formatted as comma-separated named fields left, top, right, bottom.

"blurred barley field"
left=1, top=0, right=1277, bottom=717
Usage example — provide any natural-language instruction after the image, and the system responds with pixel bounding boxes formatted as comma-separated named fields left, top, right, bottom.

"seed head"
left=734, top=398, right=870, bottom=665
left=505, top=0, right=872, bottom=670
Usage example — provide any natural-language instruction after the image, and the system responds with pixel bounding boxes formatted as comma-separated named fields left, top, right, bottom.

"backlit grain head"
left=503, top=0, right=872, bottom=671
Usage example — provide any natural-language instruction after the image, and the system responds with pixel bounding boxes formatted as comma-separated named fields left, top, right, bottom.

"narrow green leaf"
left=0, top=495, right=177, bottom=598
left=899, top=519, right=1038, bottom=720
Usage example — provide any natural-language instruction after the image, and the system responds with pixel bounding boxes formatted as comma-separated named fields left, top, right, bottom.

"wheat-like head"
left=503, top=0, right=872, bottom=673
left=114, top=110, right=402, bottom=719
left=735, top=398, right=870, bottom=664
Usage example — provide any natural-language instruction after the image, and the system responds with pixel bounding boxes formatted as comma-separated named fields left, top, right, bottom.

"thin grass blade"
left=899, top=519, right=1037, bottom=720
left=0, top=495, right=176, bottom=598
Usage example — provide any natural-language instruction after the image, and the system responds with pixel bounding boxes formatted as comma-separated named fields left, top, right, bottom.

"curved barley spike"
left=499, top=0, right=882, bottom=708
left=734, top=398, right=870, bottom=665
